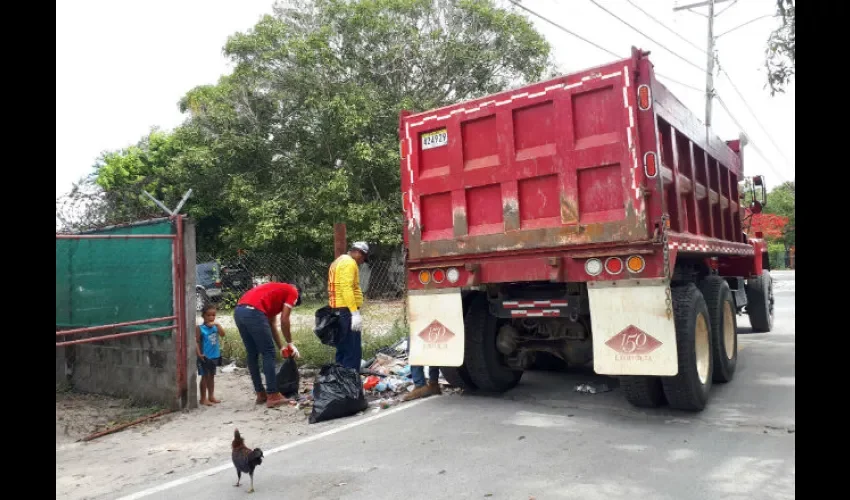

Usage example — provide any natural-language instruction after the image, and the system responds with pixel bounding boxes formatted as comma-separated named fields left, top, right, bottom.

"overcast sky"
left=56, top=0, right=794, bottom=198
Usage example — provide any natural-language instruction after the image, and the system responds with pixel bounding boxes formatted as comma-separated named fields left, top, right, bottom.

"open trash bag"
left=276, top=357, right=300, bottom=399
left=314, top=306, right=341, bottom=347
left=309, top=364, right=367, bottom=424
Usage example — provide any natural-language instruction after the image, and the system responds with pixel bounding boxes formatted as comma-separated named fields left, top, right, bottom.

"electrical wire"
left=586, top=0, right=707, bottom=74
left=718, top=67, right=795, bottom=172
left=714, top=94, right=789, bottom=182
left=507, top=0, right=704, bottom=94
left=625, top=0, right=707, bottom=55
left=506, top=0, right=620, bottom=59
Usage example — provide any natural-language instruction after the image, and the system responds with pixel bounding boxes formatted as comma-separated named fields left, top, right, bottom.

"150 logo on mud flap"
left=418, top=320, right=455, bottom=349
left=605, top=325, right=662, bottom=359
left=421, top=129, right=448, bottom=150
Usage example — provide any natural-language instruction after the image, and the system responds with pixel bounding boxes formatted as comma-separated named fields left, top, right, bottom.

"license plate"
left=232, top=281, right=241, bottom=286
left=421, top=128, right=448, bottom=150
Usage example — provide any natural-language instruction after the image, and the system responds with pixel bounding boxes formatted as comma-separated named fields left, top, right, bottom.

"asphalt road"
left=126, top=271, right=795, bottom=500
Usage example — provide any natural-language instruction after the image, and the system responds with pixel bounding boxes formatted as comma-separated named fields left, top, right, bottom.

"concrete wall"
left=56, top=218, right=198, bottom=411
left=62, top=333, right=178, bottom=406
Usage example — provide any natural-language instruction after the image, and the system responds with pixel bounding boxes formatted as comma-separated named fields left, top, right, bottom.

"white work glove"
left=351, top=311, right=363, bottom=332
left=280, top=343, right=300, bottom=359
left=287, top=343, right=300, bottom=359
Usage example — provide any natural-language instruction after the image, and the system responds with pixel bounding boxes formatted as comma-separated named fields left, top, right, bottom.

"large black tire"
left=661, top=284, right=714, bottom=412
left=746, top=271, right=774, bottom=333
left=464, top=294, right=523, bottom=392
left=700, top=276, right=738, bottom=383
left=441, top=366, right=477, bottom=391
left=620, top=376, right=667, bottom=408
left=438, top=296, right=480, bottom=391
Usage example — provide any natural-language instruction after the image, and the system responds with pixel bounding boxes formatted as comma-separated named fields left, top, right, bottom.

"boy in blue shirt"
left=197, top=304, right=226, bottom=406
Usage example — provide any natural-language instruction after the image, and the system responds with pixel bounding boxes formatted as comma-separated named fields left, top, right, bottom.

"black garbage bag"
left=276, top=357, right=300, bottom=399
left=314, top=306, right=341, bottom=347
left=308, top=364, right=367, bottom=424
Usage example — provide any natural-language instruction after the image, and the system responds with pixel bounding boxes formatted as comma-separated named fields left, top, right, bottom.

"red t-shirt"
left=238, top=283, right=299, bottom=319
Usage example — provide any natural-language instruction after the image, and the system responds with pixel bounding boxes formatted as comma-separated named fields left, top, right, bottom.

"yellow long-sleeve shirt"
left=328, top=254, right=363, bottom=312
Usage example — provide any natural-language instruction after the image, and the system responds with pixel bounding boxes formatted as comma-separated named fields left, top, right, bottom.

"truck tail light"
left=432, top=269, right=445, bottom=283
left=644, top=151, right=658, bottom=178
left=626, top=255, right=645, bottom=273
left=585, top=258, right=603, bottom=276
left=215, top=280, right=222, bottom=288
left=605, top=257, right=624, bottom=275
left=418, top=270, right=431, bottom=284
left=446, top=267, right=460, bottom=283
left=637, top=84, right=651, bottom=110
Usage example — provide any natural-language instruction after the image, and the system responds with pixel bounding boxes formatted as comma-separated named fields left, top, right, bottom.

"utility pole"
left=673, top=0, right=730, bottom=142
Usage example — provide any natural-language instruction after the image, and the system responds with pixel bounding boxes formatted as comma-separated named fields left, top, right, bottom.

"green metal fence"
left=56, top=219, right=175, bottom=335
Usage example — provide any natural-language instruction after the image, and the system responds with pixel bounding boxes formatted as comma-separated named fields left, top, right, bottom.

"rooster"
left=232, top=429, right=263, bottom=493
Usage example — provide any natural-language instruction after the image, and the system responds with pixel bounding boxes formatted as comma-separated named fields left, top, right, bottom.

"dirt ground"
left=56, top=365, right=448, bottom=500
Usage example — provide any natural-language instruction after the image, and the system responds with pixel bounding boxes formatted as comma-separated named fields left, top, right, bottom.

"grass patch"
left=220, top=319, right=408, bottom=369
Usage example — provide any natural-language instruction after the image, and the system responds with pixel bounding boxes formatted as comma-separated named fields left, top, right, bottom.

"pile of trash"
left=282, top=338, right=459, bottom=423
left=359, top=338, right=450, bottom=403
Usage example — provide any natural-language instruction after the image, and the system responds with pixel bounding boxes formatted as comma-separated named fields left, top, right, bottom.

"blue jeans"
left=335, top=309, right=362, bottom=370
left=234, top=305, right=278, bottom=394
left=411, top=365, right=440, bottom=387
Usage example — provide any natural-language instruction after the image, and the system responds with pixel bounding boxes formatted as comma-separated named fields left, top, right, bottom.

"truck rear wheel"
left=620, top=376, right=666, bottom=408
left=464, top=294, right=522, bottom=392
left=745, top=271, right=773, bottom=333
left=441, top=366, right=477, bottom=391
left=661, top=284, right=714, bottom=411
left=700, top=276, right=737, bottom=383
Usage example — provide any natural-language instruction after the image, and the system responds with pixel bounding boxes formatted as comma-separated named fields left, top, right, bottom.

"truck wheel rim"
left=695, top=312, right=710, bottom=384
left=723, top=302, right=735, bottom=360
left=196, top=292, right=203, bottom=312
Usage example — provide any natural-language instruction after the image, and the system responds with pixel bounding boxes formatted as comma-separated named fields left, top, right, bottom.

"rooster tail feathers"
left=232, top=429, right=244, bottom=448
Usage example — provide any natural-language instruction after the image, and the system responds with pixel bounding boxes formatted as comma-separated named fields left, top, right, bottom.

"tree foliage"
left=766, top=0, right=794, bottom=95
left=740, top=179, right=794, bottom=247
left=66, top=0, right=552, bottom=258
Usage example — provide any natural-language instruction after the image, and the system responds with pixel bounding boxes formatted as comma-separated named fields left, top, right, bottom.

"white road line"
left=115, top=397, right=434, bottom=500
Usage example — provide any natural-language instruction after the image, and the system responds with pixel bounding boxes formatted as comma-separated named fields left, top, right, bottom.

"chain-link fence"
left=194, top=251, right=408, bottom=359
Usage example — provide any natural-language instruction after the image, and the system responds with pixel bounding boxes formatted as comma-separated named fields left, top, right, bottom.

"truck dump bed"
left=401, top=56, right=650, bottom=262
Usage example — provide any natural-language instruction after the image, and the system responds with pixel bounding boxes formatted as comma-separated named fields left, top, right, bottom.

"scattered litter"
left=363, top=376, right=380, bottom=391
left=574, top=383, right=611, bottom=394
left=221, top=362, right=238, bottom=373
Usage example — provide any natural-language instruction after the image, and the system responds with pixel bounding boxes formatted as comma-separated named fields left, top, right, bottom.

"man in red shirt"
left=235, top=282, right=303, bottom=408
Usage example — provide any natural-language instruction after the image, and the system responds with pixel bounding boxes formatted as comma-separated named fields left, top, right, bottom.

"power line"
left=715, top=0, right=739, bottom=17
left=717, top=67, right=794, bottom=172
left=506, top=0, right=620, bottom=60
left=507, top=0, right=703, bottom=94
left=656, top=74, right=704, bottom=93
left=714, top=94, right=789, bottom=182
left=625, top=0, right=707, bottom=55
left=586, top=0, right=707, bottom=75
left=621, top=0, right=792, bottom=176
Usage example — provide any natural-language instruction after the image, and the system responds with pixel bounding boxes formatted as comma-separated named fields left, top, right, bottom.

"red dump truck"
left=400, top=48, right=773, bottom=412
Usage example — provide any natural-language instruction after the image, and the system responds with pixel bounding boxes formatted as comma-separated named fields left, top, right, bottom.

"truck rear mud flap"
left=588, top=278, right=679, bottom=376
left=407, top=289, right=465, bottom=367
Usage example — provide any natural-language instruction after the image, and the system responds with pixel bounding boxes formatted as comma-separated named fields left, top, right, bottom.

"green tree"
left=90, top=0, right=552, bottom=257
left=763, top=180, right=794, bottom=247
left=766, top=0, right=794, bottom=95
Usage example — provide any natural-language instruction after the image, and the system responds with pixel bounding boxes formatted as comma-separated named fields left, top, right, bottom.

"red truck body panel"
left=400, top=48, right=762, bottom=288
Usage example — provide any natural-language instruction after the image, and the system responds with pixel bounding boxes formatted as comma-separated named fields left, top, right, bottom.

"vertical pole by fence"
left=334, top=223, right=347, bottom=258
left=181, top=218, right=198, bottom=409
left=172, top=215, right=188, bottom=409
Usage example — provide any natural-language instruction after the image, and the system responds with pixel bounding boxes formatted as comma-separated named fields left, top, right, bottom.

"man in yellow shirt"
left=327, top=241, right=369, bottom=369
